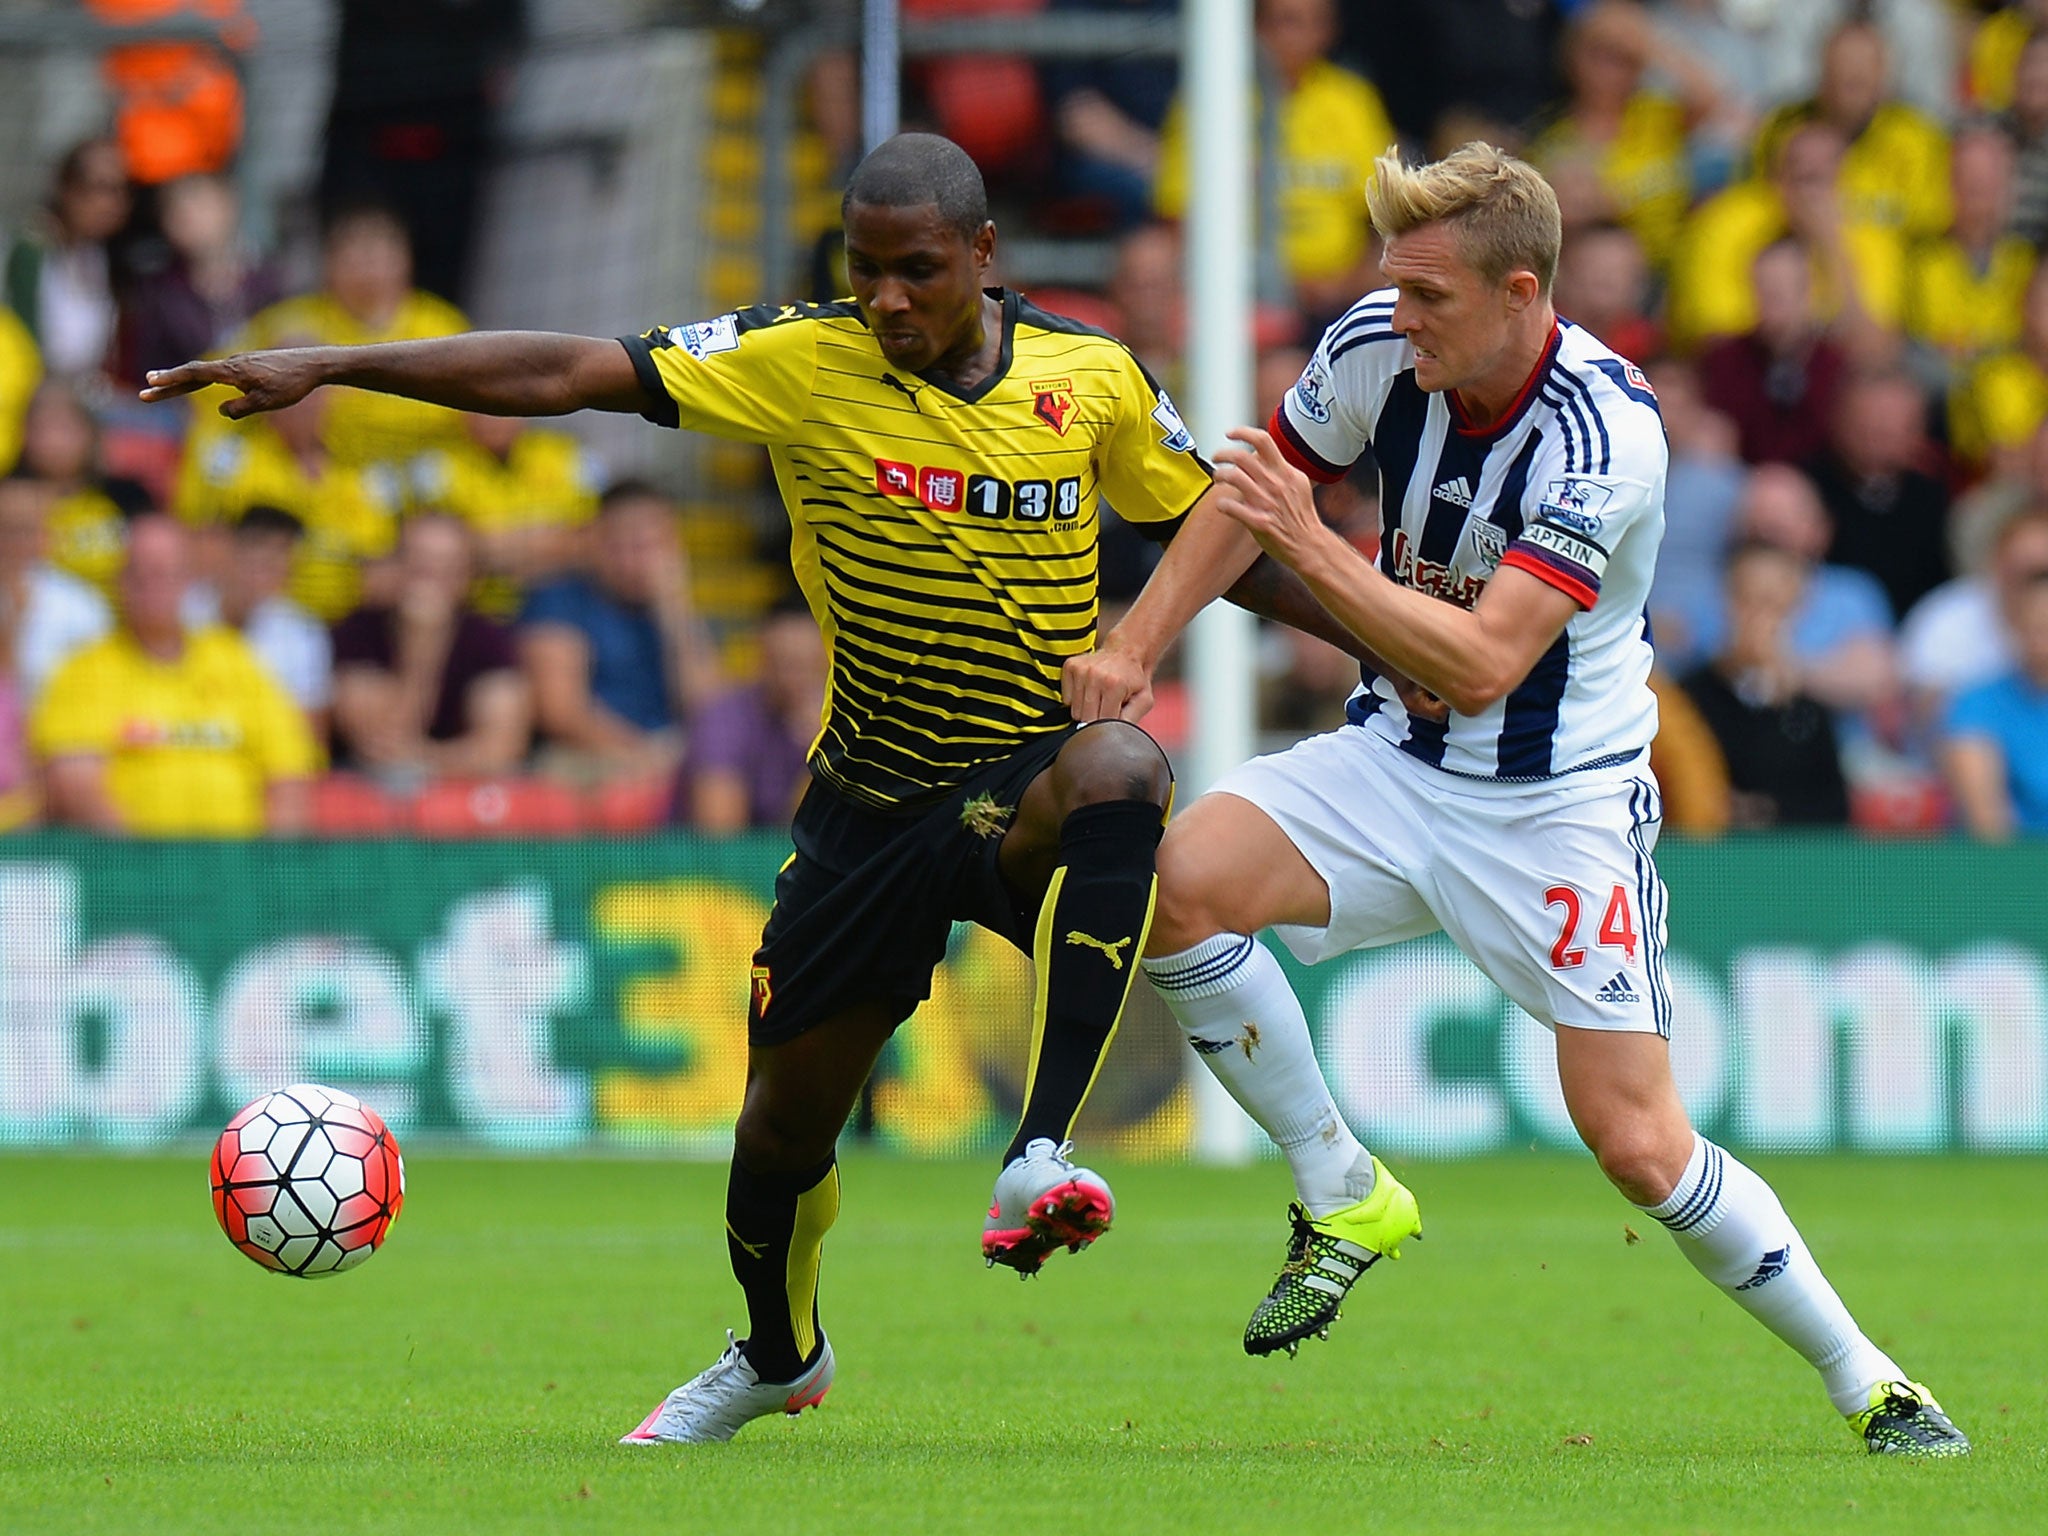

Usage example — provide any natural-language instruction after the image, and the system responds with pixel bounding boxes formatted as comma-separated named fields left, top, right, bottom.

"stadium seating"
left=905, top=0, right=1049, bottom=175
left=310, top=774, right=408, bottom=835
left=587, top=774, right=673, bottom=834
left=413, top=778, right=586, bottom=838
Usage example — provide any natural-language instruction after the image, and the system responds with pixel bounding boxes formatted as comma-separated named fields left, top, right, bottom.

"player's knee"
left=1058, top=721, right=1171, bottom=810
left=734, top=1097, right=835, bottom=1176
left=1586, top=1124, right=1684, bottom=1206
left=1148, top=824, right=1231, bottom=955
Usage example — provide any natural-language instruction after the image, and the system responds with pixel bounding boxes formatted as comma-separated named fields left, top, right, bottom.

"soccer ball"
left=209, top=1084, right=406, bottom=1277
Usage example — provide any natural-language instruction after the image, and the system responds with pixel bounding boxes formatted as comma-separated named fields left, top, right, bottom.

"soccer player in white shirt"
left=1066, top=144, right=1966, bottom=1456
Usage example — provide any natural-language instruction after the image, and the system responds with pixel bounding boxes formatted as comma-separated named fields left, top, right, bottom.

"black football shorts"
left=745, top=726, right=1080, bottom=1046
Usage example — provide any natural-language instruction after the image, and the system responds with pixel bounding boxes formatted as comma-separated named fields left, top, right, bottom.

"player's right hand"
left=1391, top=675, right=1451, bottom=723
left=1063, top=644, right=1155, bottom=724
left=139, top=349, right=327, bottom=418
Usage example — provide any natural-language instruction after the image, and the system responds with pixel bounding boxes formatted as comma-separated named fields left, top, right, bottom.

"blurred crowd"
left=0, top=176, right=827, bottom=839
left=6, top=0, right=2048, bottom=840
left=858, top=0, right=2048, bottom=840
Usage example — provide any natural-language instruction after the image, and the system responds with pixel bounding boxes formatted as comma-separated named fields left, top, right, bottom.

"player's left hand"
left=1063, top=641, right=1154, bottom=724
left=139, top=348, right=326, bottom=417
left=1212, top=426, right=1342, bottom=573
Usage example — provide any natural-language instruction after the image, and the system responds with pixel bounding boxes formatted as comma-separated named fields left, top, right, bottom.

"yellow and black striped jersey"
left=621, top=289, right=1211, bottom=809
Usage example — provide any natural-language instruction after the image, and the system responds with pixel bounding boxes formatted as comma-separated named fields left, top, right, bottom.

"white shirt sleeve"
left=1502, top=379, right=1665, bottom=611
left=1271, top=289, right=1410, bottom=482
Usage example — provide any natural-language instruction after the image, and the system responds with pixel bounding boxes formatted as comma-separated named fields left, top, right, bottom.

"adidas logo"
left=1187, top=1036, right=1233, bottom=1056
left=1736, top=1246, right=1791, bottom=1291
left=1433, top=476, right=1475, bottom=507
left=1595, top=971, right=1641, bottom=1004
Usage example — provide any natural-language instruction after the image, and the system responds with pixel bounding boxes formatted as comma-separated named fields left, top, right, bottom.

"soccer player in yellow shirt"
left=144, top=132, right=1402, bottom=1443
left=32, top=514, right=319, bottom=835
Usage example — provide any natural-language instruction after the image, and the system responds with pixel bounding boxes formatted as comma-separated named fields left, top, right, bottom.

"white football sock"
left=1143, top=933, right=1374, bottom=1215
left=1640, top=1135, right=1903, bottom=1415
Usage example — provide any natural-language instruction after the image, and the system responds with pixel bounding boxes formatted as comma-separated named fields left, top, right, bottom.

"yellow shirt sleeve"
left=1953, top=351, right=2048, bottom=463
left=1972, top=10, right=2031, bottom=110
left=623, top=306, right=819, bottom=445
left=240, top=646, right=323, bottom=780
left=1825, top=107, right=1949, bottom=239
left=0, top=304, right=40, bottom=474
left=1095, top=350, right=1211, bottom=525
left=1666, top=183, right=1780, bottom=348
left=1842, top=222, right=1907, bottom=331
left=29, top=644, right=118, bottom=758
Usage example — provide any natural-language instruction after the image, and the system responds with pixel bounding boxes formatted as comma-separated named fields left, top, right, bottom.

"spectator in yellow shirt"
left=1750, top=20, right=1951, bottom=243
left=1905, top=125, right=2036, bottom=377
left=1668, top=121, right=1905, bottom=353
left=1154, top=0, right=1394, bottom=323
left=172, top=381, right=404, bottom=622
left=406, top=412, right=598, bottom=619
left=32, top=513, right=318, bottom=835
left=15, top=379, right=153, bottom=596
left=221, top=203, right=470, bottom=468
left=1526, top=0, right=1717, bottom=269
left=1969, top=0, right=2048, bottom=112
left=1951, top=262, right=2048, bottom=475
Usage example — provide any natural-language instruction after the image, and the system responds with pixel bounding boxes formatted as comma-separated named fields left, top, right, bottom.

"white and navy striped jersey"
left=1272, top=289, right=1663, bottom=781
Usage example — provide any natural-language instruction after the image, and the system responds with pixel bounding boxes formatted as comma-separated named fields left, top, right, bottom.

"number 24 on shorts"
left=1543, top=884, right=1638, bottom=970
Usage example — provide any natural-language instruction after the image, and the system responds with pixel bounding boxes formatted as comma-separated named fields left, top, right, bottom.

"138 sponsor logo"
left=875, top=460, right=1082, bottom=524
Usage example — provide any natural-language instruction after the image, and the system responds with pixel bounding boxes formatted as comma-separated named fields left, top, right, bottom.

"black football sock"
left=725, top=1150, right=839, bottom=1382
left=1003, top=798, right=1163, bottom=1163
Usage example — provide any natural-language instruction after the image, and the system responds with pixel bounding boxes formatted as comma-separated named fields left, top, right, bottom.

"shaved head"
left=842, top=132, right=989, bottom=241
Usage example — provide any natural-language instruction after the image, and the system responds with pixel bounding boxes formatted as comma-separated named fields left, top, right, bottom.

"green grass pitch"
left=2, top=1153, right=2041, bottom=1535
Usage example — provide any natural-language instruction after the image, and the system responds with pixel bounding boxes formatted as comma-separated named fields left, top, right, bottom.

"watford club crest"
left=1031, top=378, right=1077, bottom=436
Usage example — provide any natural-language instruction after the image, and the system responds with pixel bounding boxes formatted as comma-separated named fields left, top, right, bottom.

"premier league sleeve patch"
left=670, top=315, right=741, bottom=360
left=1291, top=358, right=1334, bottom=424
left=1151, top=392, right=1195, bottom=454
left=1534, top=477, right=1615, bottom=538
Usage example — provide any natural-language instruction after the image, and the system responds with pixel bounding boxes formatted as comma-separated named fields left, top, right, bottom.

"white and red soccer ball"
left=209, top=1084, right=405, bottom=1277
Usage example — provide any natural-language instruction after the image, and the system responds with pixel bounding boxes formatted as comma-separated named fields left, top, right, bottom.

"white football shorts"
left=1210, top=726, right=1671, bottom=1035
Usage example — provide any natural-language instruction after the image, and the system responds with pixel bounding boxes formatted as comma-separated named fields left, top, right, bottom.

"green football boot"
left=1243, top=1156, right=1421, bottom=1357
left=1850, top=1381, right=1970, bottom=1457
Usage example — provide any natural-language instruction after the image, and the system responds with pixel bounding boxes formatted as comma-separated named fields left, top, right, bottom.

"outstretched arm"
left=139, top=332, right=652, bottom=421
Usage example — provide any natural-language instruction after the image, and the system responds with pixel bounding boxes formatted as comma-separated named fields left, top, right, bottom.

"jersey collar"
left=912, top=288, right=1016, bottom=405
left=1446, top=322, right=1562, bottom=443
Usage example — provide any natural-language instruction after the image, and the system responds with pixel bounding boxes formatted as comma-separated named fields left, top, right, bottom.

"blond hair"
left=1365, top=142, right=1563, bottom=294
